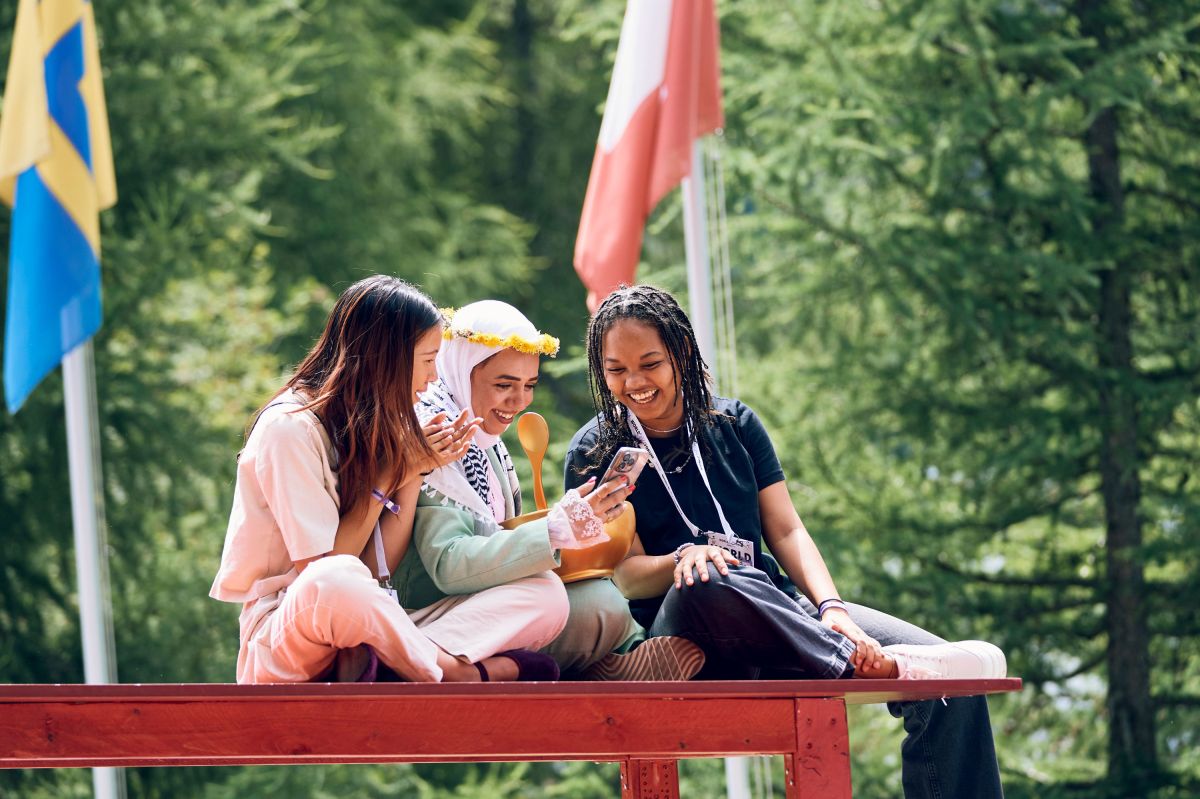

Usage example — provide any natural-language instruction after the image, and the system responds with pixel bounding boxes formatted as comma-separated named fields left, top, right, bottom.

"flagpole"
left=681, top=138, right=752, bottom=799
left=62, top=341, right=124, bottom=799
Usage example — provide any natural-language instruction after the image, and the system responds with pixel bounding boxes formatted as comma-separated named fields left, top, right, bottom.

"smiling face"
left=411, top=326, right=443, bottom=402
left=601, top=319, right=685, bottom=433
left=469, top=348, right=541, bottom=435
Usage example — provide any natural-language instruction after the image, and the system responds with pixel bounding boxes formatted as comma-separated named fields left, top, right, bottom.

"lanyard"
left=371, top=522, right=390, bottom=583
left=626, top=410, right=737, bottom=540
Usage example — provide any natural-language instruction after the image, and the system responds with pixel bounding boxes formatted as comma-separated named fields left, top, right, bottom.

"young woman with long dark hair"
left=210, top=276, right=564, bottom=683
left=564, top=285, right=1008, bottom=798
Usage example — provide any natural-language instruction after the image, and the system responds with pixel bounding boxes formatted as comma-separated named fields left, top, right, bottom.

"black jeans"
left=649, top=564, right=1004, bottom=799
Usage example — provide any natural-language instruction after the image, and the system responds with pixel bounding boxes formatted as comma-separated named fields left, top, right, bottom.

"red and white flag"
left=574, top=0, right=724, bottom=311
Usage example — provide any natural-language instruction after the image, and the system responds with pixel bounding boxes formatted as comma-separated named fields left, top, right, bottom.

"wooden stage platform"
left=0, top=678, right=1022, bottom=797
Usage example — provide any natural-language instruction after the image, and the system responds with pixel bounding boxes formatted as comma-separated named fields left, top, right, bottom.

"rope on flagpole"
left=704, top=134, right=738, bottom=397
left=705, top=139, right=734, bottom=395
left=706, top=138, right=727, bottom=394
left=702, top=140, right=724, bottom=385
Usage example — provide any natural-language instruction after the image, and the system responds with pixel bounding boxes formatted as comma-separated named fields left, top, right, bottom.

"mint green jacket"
left=392, top=448, right=559, bottom=609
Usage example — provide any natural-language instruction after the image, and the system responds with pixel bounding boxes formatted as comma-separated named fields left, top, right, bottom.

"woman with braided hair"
left=564, top=284, right=1009, bottom=799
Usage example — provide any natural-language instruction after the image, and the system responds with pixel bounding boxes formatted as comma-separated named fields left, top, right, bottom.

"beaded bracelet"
left=817, top=598, right=849, bottom=617
left=371, top=488, right=401, bottom=516
left=672, top=542, right=696, bottom=565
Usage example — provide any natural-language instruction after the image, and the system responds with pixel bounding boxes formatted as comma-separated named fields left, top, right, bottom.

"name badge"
left=706, top=531, right=754, bottom=566
left=379, top=581, right=399, bottom=603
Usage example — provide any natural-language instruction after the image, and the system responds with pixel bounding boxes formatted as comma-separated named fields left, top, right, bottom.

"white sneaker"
left=882, top=640, right=1007, bottom=680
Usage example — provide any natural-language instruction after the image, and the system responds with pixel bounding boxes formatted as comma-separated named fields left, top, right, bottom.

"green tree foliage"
left=703, top=1, right=1200, bottom=795
left=260, top=2, right=537, bottom=304
left=3, top=0, right=1197, bottom=797
left=0, top=0, right=334, bottom=795
left=0, top=0, right=570, bottom=796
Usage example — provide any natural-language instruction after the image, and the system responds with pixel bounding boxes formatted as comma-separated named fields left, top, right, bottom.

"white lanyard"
left=626, top=410, right=737, bottom=540
left=371, top=522, right=388, bottom=582
left=371, top=521, right=401, bottom=602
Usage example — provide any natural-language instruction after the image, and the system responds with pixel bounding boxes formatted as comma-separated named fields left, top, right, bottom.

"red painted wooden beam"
left=0, top=678, right=1021, bottom=794
left=0, top=678, right=1021, bottom=706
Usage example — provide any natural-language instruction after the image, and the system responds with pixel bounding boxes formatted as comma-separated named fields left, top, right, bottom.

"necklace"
left=664, top=451, right=692, bottom=474
left=627, top=410, right=690, bottom=473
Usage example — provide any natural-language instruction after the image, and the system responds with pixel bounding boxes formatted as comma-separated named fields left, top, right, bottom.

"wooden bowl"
left=500, top=503, right=636, bottom=584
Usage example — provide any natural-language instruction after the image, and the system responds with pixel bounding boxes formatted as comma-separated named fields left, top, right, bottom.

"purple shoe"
left=475, top=649, right=560, bottom=682
left=334, top=644, right=380, bottom=683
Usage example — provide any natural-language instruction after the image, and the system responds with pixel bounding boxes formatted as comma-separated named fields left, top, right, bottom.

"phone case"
left=602, top=447, right=649, bottom=486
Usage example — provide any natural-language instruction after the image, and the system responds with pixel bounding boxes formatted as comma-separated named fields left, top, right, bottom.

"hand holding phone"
left=579, top=446, right=648, bottom=524
left=600, top=446, right=649, bottom=489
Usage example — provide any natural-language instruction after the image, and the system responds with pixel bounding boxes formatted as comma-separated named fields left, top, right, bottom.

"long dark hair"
left=262, top=275, right=441, bottom=519
left=584, top=284, right=715, bottom=468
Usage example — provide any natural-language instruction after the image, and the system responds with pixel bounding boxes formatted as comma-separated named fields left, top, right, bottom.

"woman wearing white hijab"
left=394, top=301, right=704, bottom=679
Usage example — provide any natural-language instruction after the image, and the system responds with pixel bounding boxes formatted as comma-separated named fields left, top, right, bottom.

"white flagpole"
left=62, top=340, right=125, bottom=799
left=681, top=138, right=752, bottom=799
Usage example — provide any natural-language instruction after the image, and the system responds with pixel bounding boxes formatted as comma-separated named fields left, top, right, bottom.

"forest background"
left=1, top=1, right=1197, bottom=797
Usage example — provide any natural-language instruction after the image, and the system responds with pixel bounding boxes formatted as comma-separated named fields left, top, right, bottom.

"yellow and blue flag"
left=0, top=0, right=115, bottom=413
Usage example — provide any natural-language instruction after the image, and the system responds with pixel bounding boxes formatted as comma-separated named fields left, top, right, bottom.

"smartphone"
left=599, top=446, right=650, bottom=488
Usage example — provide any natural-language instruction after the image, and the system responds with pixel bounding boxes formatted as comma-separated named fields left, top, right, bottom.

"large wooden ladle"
left=516, top=412, right=550, bottom=511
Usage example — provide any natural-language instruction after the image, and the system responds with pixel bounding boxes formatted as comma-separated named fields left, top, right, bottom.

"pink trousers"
left=237, top=555, right=568, bottom=684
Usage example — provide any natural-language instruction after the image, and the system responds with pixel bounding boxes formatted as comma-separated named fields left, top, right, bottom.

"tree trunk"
left=1074, top=3, right=1158, bottom=784
left=1085, top=96, right=1157, bottom=787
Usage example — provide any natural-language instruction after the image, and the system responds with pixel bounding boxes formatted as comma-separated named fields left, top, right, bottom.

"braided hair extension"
left=583, top=285, right=716, bottom=470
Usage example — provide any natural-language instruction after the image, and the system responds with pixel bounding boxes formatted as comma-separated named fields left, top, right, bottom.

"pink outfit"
left=211, top=393, right=566, bottom=684
left=238, top=555, right=442, bottom=683
left=408, top=572, right=567, bottom=664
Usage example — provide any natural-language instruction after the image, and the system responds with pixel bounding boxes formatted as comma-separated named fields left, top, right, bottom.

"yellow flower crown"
left=440, top=308, right=560, bottom=357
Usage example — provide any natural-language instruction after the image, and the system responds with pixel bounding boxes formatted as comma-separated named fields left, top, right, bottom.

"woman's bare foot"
left=851, top=652, right=899, bottom=678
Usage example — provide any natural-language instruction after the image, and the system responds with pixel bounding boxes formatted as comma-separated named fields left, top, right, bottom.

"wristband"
left=818, top=598, right=849, bottom=617
left=672, top=543, right=696, bottom=565
left=371, top=488, right=401, bottom=516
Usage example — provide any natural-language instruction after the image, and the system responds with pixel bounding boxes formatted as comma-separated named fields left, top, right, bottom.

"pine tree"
left=714, top=1, right=1200, bottom=794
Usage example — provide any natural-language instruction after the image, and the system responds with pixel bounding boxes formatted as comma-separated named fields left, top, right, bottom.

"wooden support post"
left=785, top=699, right=851, bottom=799
left=621, top=758, right=680, bottom=799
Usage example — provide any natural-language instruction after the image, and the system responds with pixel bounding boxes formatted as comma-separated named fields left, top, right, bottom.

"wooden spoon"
left=516, top=412, right=550, bottom=511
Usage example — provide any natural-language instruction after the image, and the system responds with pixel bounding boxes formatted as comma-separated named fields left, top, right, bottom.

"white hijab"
left=416, top=301, right=550, bottom=525
left=437, top=300, right=543, bottom=451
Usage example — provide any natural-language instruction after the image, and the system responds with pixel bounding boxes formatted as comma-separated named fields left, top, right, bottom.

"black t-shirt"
left=564, top=397, right=799, bottom=628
